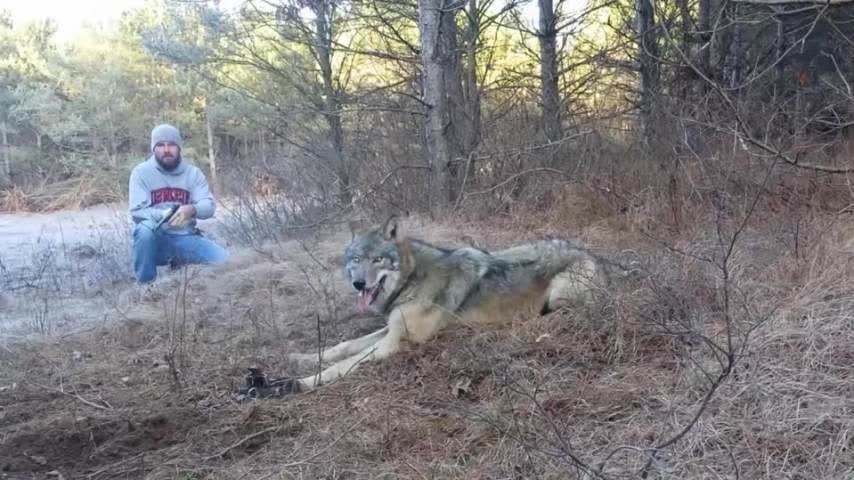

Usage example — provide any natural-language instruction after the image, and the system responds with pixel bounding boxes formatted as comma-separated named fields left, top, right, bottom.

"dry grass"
left=1, top=149, right=853, bottom=479
left=0, top=175, right=123, bottom=213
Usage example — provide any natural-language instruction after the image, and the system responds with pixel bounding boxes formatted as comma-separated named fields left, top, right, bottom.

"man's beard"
left=155, top=152, right=181, bottom=171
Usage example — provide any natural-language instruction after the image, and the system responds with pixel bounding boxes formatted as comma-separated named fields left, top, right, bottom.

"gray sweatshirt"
left=128, top=156, right=216, bottom=234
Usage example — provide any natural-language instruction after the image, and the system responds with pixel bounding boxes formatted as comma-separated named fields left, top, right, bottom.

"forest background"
left=1, top=0, right=854, bottom=478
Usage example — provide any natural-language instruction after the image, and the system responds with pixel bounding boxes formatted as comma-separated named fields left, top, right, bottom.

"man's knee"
left=133, top=224, right=158, bottom=247
left=132, top=226, right=162, bottom=266
left=211, top=242, right=229, bottom=264
left=132, top=226, right=161, bottom=284
left=195, top=240, right=229, bottom=266
left=170, top=235, right=229, bottom=267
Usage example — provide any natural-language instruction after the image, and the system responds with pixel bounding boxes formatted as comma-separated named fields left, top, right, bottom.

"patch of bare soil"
left=1, top=211, right=852, bottom=479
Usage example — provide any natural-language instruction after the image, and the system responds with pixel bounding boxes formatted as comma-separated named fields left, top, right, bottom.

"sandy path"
left=0, top=202, right=231, bottom=336
left=0, top=202, right=228, bottom=270
left=0, top=203, right=129, bottom=271
left=0, top=203, right=212, bottom=252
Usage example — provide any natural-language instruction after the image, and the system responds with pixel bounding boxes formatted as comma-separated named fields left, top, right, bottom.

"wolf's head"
left=343, top=215, right=405, bottom=313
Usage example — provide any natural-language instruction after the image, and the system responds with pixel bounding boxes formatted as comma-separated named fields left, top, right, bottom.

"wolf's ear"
left=382, top=215, right=399, bottom=241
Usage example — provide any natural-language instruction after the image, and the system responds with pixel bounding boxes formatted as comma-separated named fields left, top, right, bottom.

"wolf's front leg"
left=296, top=328, right=403, bottom=391
left=289, top=327, right=389, bottom=367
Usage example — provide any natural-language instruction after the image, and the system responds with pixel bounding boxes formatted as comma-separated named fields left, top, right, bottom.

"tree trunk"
left=259, top=131, right=267, bottom=166
left=676, top=0, right=693, bottom=100
left=538, top=0, right=562, bottom=143
left=110, top=134, right=119, bottom=167
left=314, top=0, right=351, bottom=206
left=723, top=2, right=744, bottom=90
left=1, top=122, right=9, bottom=178
left=441, top=1, right=466, bottom=199
left=677, top=0, right=691, bottom=50
left=696, top=0, right=713, bottom=95
left=418, top=0, right=452, bottom=207
left=773, top=15, right=786, bottom=104
left=206, top=110, right=218, bottom=192
left=106, top=108, right=117, bottom=168
left=636, top=0, right=659, bottom=140
left=463, top=0, right=482, bottom=156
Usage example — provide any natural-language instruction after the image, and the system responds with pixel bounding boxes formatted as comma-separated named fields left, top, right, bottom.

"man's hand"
left=168, top=205, right=196, bottom=227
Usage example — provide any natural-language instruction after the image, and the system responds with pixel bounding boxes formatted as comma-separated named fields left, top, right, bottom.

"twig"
left=86, top=452, right=146, bottom=479
left=458, top=167, right=572, bottom=205
left=503, top=374, right=603, bottom=479
left=296, top=238, right=331, bottom=273
left=404, top=460, right=430, bottom=480
left=33, top=382, right=113, bottom=411
left=453, top=151, right=476, bottom=210
left=70, top=391, right=112, bottom=411
left=314, top=312, right=324, bottom=382
left=658, top=0, right=854, bottom=174
left=203, top=426, right=279, bottom=461
left=278, top=416, right=366, bottom=468
left=449, top=130, right=592, bottom=165
left=70, top=390, right=112, bottom=410
left=597, top=445, right=655, bottom=474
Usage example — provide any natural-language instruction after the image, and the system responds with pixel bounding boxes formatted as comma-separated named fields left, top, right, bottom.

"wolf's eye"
left=372, top=256, right=384, bottom=264
left=352, top=256, right=362, bottom=263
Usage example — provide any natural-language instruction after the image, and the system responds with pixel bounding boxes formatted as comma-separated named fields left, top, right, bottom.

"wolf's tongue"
left=357, top=291, right=370, bottom=313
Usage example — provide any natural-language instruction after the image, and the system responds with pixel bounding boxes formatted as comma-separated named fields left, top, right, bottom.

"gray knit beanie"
left=150, top=124, right=183, bottom=152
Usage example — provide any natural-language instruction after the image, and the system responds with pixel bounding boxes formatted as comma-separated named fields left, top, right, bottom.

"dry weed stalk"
left=164, top=266, right=199, bottom=391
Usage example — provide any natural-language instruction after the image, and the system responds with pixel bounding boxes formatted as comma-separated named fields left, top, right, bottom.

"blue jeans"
left=132, top=224, right=229, bottom=283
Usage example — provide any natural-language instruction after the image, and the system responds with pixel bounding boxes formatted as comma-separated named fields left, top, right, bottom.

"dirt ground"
left=1, top=205, right=853, bottom=479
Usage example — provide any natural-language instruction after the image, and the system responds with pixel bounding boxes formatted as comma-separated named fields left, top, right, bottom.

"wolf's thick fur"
left=290, top=216, right=621, bottom=392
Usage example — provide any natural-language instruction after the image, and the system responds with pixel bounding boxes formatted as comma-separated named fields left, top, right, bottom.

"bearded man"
left=128, top=123, right=228, bottom=284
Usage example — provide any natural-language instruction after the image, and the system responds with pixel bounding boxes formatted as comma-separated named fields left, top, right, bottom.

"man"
left=128, top=123, right=228, bottom=284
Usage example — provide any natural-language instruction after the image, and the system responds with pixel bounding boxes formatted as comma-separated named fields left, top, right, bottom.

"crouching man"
left=128, top=123, right=228, bottom=284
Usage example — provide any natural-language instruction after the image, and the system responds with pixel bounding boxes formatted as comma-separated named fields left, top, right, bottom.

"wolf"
left=287, top=215, right=624, bottom=393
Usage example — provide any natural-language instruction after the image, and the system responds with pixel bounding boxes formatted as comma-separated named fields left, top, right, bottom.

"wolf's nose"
left=352, top=280, right=366, bottom=291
